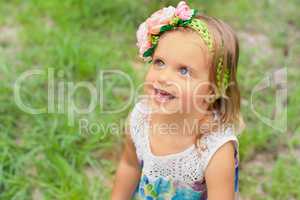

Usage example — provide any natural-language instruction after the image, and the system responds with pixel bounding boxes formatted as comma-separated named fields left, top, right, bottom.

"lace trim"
left=129, top=100, right=239, bottom=185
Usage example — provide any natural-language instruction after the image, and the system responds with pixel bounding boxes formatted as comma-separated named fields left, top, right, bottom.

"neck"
left=150, top=110, right=213, bottom=137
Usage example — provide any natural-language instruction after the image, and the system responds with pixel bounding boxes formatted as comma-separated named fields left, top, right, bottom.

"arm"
left=205, top=141, right=236, bottom=200
left=111, top=115, right=142, bottom=200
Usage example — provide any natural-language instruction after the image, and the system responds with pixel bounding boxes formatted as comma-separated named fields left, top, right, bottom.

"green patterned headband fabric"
left=140, top=9, right=214, bottom=59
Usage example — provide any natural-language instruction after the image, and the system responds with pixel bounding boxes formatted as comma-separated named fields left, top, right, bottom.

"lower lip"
left=153, top=88, right=175, bottom=103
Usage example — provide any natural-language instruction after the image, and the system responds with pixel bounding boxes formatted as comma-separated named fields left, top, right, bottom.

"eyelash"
left=153, top=59, right=191, bottom=77
left=153, top=59, right=165, bottom=67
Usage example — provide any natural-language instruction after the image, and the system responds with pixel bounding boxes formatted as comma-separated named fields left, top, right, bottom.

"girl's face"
left=144, top=30, right=212, bottom=115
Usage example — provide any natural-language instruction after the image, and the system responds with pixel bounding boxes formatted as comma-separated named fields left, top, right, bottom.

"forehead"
left=153, top=30, right=209, bottom=69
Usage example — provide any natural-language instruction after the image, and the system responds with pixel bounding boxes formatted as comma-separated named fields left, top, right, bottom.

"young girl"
left=112, top=1, right=244, bottom=200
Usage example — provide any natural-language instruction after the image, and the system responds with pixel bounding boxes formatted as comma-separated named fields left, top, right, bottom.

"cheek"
left=181, top=82, right=210, bottom=106
left=193, top=83, right=211, bottom=107
left=175, top=85, right=199, bottom=113
left=145, top=67, right=157, bottom=83
left=180, top=89, right=191, bottom=101
left=175, top=83, right=194, bottom=106
left=143, top=68, right=156, bottom=94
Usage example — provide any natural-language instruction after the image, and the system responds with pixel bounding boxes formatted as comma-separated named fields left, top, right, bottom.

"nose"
left=157, top=67, right=172, bottom=86
left=158, top=74, right=168, bottom=85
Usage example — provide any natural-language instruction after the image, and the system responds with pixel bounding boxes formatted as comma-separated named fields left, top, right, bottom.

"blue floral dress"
left=129, top=100, right=239, bottom=200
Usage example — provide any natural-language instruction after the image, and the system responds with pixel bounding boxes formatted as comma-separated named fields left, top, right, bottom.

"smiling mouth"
left=153, top=87, right=176, bottom=102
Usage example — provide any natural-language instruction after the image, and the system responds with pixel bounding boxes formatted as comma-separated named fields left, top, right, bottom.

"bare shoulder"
left=204, top=141, right=236, bottom=200
left=207, top=141, right=235, bottom=168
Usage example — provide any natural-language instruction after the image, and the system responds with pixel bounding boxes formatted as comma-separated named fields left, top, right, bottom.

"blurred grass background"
left=0, top=0, right=299, bottom=199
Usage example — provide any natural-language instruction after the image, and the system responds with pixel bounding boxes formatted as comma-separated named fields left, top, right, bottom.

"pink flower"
left=136, top=22, right=152, bottom=56
left=175, top=1, right=194, bottom=20
left=136, top=1, right=195, bottom=59
left=146, top=6, right=176, bottom=34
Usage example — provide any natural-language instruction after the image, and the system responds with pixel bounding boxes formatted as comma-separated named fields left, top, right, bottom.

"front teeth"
left=154, top=88, right=175, bottom=99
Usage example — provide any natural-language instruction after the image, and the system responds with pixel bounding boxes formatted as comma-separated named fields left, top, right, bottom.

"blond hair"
left=174, top=14, right=245, bottom=134
left=198, top=15, right=244, bottom=130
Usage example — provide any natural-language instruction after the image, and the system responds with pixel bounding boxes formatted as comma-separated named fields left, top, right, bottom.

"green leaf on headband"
left=143, top=48, right=153, bottom=57
left=177, top=19, right=184, bottom=26
left=143, top=44, right=157, bottom=57
left=160, top=25, right=173, bottom=33
left=181, top=19, right=192, bottom=27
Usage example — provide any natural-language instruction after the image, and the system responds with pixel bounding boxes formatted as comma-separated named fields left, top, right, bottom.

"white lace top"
left=129, top=100, right=239, bottom=200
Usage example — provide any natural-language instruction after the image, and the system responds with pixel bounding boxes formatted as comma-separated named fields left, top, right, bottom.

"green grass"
left=0, top=0, right=299, bottom=199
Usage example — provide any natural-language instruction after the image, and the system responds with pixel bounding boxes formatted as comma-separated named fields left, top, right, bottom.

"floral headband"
left=136, top=1, right=230, bottom=95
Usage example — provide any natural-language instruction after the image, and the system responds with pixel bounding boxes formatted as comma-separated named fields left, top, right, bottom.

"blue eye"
left=179, top=67, right=190, bottom=76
